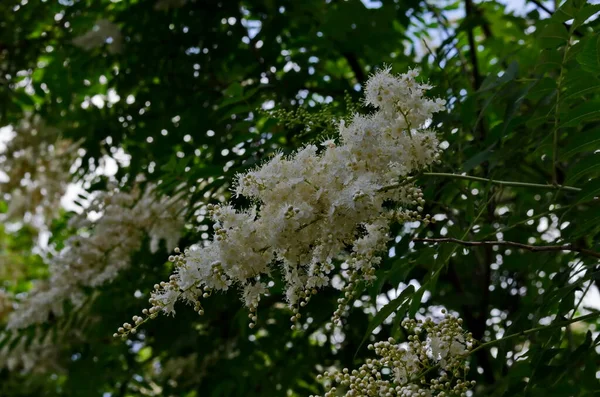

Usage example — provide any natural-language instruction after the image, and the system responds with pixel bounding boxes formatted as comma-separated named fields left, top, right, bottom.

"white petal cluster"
left=0, top=289, right=11, bottom=321
left=314, top=314, right=475, bottom=397
left=7, top=183, right=186, bottom=330
left=72, top=19, right=122, bottom=54
left=0, top=329, right=60, bottom=373
left=0, top=116, right=79, bottom=227
left=120, top=67, right=446, bottom=335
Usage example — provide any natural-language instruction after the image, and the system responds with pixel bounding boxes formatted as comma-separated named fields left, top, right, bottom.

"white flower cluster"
left=314, top=314, right=475, bottom=397
left=7, top=183, right=186, bottom=330
left=72, top=19, right=122, bottom=54
left=118, top=67, right=445, bottom=336
left=0, top=328, right=60, bottom=374
left=0, top=289, right=11, bottom=321
left=0, top=116, right=79, bottom=227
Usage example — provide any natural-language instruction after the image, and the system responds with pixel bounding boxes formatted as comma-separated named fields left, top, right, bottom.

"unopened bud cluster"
left=313, top=313, right=475, bottom=397
left=120, top=67, right=446, bottom=335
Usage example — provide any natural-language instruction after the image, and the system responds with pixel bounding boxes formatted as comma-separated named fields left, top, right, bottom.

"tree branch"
left=530, top=0, right=552, bottom=15
left=413, top=237, right=600, bottom=259
left=342, top=52, right=366, bottom=85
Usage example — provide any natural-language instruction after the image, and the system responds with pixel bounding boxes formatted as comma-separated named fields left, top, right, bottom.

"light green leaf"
left=573, top=4, right=600, bottom=29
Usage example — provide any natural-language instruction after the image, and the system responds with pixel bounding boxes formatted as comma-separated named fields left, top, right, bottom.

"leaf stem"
left=552, top=22, right=573, bottom=184
left=469, top=312, right=600, bottom=356
left=413, top=237, right=600, bottom=259
left=421, top=172, right=581, bottom=192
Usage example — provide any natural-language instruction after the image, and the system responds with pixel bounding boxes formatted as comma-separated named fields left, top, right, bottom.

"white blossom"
left=7, top=183, right=187, bottom=330
left=0, top=329, right=60, bottom=374
left=72, top=19, right=122, bottom=54
left=314, top=315, right=475, bottom=397
left=0, top=116, right=79, bottom=227
left=120, top=67, right=446, bottom=336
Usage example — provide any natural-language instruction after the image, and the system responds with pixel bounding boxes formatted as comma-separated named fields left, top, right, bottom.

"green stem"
left=421, top=172, right=581, bottom=192
left=552, top=22, right=573, bottom=184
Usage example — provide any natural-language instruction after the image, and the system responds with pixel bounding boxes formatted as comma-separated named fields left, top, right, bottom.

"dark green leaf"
left=561, top=101, right=600, bottom=128
left=576, top=34, right=600, bottom=74
left=356, top=285, right=415, bottom=353
left=538, top=23, right=570, bottom=49
left=561, top=127, right=600, bottom=159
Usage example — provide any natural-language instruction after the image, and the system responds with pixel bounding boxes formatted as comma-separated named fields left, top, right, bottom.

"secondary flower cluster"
left=0, top=327, right=60, bottom=374
left=72, top=19, right=122, bottom=54
left=7, top=183, right=186, bottom=330
left=314, top=314, right=475, bottom=397
left=0, top=115, right=79, bottom=228
left=118, top=67, right=446, bottom=336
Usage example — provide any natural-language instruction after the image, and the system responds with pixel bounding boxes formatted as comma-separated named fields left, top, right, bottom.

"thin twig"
left=421, top=172, right=581, bottom=192
left=470, top=311, right=600, bottom=355
left=530, top=0, right=552, bottom=15
left=413, top=237, right=600, bottom=259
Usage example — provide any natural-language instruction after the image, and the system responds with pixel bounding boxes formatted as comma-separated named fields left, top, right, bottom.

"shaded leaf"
left=561, top=101, right=600, bottom=128
left=538, top=23, right=569, bottom=49
left=356, top=285, right=415, bottom=353
left=561, top=127, right=600, bottom=159
left=576, top=34, right=600, bottom=74
left=566, top=154, right=600, bottom=183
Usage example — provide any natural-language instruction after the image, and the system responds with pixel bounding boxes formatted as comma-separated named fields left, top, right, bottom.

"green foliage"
left=1, top=0, right=600, bottom=396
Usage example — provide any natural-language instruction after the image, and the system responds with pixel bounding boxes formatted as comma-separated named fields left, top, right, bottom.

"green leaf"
left=356, top=285, right=415, bottom=354
left=535, top=48, right=564, bottom=73
left=478, top=61, right=519, bottom=93
left=561, top=127, right=600, bottom=159
left=558, top=289, right=575, bottom=315
left=577, top=178, right=600, bottom=202
left=564, top=206, right=600, bottom=239
left=576, top=35, right=600, bottom=74
left=561, top=101, right=600, bottom=128
left=553, top=0, right=578, bottom=23
left=573, top=4, right=600, bottom=29
left=219, top=104, right=252, bottom=121
left=408, top=285, right=426, bottom=317
left=500, top=82, right=536, bottom=136
left=462, top=145, right=495, bottom=172
left=538, top=23, right=569, bottom=49
left=224, top=82, right=243, bottom=98
left=566, top=155, right=600, bottom=183
left=528, top=77, right=556, bottom=101
left=562, top=72, right=600, bottom=104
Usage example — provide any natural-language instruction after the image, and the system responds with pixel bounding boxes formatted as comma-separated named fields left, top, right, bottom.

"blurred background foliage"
left=1, top=0, right=600, bottom=395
